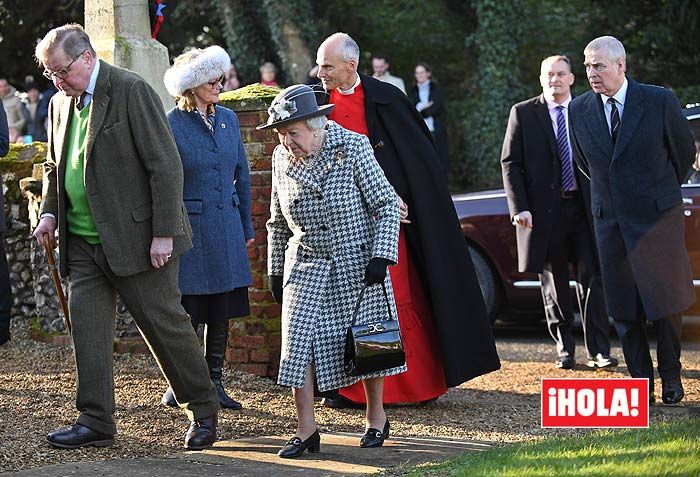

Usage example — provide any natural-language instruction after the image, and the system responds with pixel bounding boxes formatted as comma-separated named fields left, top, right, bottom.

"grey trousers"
left=67, top=235, right=218, bottom=435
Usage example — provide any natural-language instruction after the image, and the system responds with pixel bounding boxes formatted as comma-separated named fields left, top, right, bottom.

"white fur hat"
left=164, top=45, right=231, bottom=97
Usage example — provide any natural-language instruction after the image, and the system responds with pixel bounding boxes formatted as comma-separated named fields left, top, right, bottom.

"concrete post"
left=85, top=0, right=173, bottom=110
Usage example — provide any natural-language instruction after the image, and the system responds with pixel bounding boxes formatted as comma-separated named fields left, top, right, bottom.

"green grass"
left=408, top=418, right=700, bottom=477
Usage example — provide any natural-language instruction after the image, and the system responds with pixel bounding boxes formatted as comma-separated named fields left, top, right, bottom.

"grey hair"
left=321, top=32, right=360, bottom=63
left=584, top=36, right=626, bottom=63
left=35, top=23, right=96, bottom=65
left=305, top=116, right=328, bottom=131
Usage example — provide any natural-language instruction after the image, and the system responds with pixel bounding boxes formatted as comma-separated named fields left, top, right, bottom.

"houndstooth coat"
left=267, top=121, right=405, bottom=391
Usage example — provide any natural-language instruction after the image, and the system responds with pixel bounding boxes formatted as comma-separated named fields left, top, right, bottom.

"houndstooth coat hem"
left=267, top=121, right=405, bottom=391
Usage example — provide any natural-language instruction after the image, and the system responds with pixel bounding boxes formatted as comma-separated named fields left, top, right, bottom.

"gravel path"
left=1, top=321, right=698, bottom=473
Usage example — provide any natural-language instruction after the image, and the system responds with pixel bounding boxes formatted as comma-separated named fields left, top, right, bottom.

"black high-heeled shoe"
left=277, top=430, right=321, bottom=458
left=360, top=419, right=389, bottom=448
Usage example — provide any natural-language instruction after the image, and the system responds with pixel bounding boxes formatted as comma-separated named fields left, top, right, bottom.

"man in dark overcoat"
left=314, top=33, right=500, bottom=407
left=0, top=101, right=11, bottom=347
left=501, top=55, right=615, bottom=370
left=569, top=36, right=696, bottom=404
left=32, top=24, right=219, bottom=449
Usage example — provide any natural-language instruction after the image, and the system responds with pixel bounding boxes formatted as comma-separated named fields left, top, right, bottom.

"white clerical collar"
left=336, top=74, right=361, bottom=95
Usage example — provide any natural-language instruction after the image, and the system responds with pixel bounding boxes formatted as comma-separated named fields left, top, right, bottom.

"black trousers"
left=0, top=233, right=12, bottom=331
left=538, top=195, right=611, bottom=359
left=613, top=290, right=682, bottom=391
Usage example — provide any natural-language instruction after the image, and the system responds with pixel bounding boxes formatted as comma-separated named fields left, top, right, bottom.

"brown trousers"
left=67, top=235, right=218, bottom=435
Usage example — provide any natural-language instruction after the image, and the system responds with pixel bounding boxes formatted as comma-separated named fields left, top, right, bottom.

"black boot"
left=205, top=321, right=242, bottom=410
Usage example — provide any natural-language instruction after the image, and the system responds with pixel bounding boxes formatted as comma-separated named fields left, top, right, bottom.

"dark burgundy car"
left=454, top=105, right=700, bottom=322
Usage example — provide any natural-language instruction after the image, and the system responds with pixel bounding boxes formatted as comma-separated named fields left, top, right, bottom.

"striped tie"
left=556, top=106, right=576, bottom=192
left=608, top=97, right=620, bottom=143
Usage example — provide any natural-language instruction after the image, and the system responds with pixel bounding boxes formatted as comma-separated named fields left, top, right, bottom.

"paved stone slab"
left=4, top=433, right=491, bottom=476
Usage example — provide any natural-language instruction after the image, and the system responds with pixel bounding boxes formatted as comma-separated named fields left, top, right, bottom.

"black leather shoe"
left=277, top=430, right=321, bottom=458
left=184, top=415, right=217, bottom=450
left=0, top=327, right=9, bottom=346
left=321, top=396, right=361, bottom=409
left=47, top=424, right=114, bottom=449
left=556, top=357, right=575, bottom=370
left=161, top=387, right=178, bottom=407
left=662, top=377, right=684, bottom=405
left=586, top=354, right=619, bottom=369
left=360, top=420, right=389, bottom=448
left=214, top=382, right=243, bottom=410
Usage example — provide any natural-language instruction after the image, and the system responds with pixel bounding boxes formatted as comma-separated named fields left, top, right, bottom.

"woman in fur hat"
left=162, top=46, right=254, bottom=410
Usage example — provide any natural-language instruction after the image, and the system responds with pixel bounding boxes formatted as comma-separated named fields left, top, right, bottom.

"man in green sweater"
left=32, top=23, right=219, bottom=450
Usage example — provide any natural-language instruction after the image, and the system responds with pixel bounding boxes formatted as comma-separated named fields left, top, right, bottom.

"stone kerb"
left=16, top=84, right=282, bottom=378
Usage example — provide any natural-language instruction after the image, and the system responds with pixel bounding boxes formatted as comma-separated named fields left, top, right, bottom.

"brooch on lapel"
left=335, top=148, right=345, bottom=167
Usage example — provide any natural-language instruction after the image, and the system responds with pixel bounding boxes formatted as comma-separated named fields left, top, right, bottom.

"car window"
left=683, top=114, right=700, bottom=186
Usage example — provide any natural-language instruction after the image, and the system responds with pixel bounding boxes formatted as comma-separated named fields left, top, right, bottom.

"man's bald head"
left=316, top=32, right=360, bottom=91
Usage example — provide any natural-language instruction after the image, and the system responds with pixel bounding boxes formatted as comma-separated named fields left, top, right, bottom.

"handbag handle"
left=351, top=282, right=393, bottom=327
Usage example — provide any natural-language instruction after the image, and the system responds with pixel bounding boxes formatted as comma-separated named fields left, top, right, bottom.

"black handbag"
left=344, top=283, right=406, bottom=376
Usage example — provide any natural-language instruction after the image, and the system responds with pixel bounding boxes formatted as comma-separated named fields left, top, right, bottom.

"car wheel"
left=468, top=244, right=501, bottom=323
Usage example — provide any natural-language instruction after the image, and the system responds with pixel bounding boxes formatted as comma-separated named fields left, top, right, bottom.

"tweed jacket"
left=267, top=121, right=404, bottom=391
left=167, top=106, right=253, bottom=295
left=569, top=77, right=696, bottom=320
left=41, top=60, right=192, bottom=277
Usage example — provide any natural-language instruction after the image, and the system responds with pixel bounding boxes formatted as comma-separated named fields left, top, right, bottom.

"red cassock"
left=329, top=84, right=448, bottom=403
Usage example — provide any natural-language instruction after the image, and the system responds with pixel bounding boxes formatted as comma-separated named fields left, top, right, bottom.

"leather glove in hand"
left=364, top=257, right=391, bottom=285
left=269, top=275, right=283, bottom=305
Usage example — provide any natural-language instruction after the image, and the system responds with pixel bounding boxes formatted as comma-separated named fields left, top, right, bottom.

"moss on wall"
left=219, top=83, right=280, bottom=112
left=1, top=143, right=46, bottom=201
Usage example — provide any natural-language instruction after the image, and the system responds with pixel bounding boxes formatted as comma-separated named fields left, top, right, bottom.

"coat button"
left=212, top=146, right=219, bottom=153
left=550, top=184, right=555, bottom=190
left=217, top=204, right=224, bottom=209
left=301, top=226, right=306, bottom=232
left=325, top=255, right=331, bottom=260
left=216, top=186, right=222, bottom=191
left=320, top=224, right=328, bottom=231
left=214, top=164, right=221, bottom=170
left=360, top=244, right=366, bottom=251
left=316, top=193, right=322, bottom=200
left=294, top=199, right=300, bottom=204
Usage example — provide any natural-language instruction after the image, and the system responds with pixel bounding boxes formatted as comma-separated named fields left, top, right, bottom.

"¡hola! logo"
left=541, top=378, right=649, bottom=428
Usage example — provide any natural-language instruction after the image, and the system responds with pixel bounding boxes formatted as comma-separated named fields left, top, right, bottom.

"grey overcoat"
left=569, top=78, right=696, bottom=321
left=267, top=121, right=404, bottom=391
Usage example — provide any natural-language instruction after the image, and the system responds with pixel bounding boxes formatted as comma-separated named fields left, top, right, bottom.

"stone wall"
left=12, top=84, right=282, bottom=377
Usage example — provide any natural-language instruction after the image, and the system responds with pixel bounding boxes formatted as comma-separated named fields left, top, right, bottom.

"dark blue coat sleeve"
left=0, top=101, right=9, bottom=157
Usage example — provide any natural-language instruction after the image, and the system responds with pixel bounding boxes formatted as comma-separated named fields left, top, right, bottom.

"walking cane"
left=42, top=233, right=71, bottom=335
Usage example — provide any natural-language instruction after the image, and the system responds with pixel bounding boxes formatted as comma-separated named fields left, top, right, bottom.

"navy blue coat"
left=167, top=105, right=254, bottom=295
left=569, top=78, right=696, bottom=320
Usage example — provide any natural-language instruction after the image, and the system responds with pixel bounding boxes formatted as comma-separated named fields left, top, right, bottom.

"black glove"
left=364, top=257, right=391, bottom=285
left=269, top=275, right=283, bottom=305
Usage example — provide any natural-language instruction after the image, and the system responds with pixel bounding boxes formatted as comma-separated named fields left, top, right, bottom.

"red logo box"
left=541, top=378, right=649, bottom=428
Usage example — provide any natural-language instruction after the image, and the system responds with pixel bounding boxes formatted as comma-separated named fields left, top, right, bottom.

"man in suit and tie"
left=569, top=36, right=696, bottom=404
left=32, top=23, right=219, bottom=449
left=501, top=55, right=616, bottom=370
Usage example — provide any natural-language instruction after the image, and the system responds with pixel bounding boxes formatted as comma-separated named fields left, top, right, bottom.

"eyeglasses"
left=208, top=76, right=225, bottom=87
left=43, top=50, right=87, bottom=80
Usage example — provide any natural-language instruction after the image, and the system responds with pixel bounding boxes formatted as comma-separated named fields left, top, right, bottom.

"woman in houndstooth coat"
left=261, top=85, right=404, bottom=458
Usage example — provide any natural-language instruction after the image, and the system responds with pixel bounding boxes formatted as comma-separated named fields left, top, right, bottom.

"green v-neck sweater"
left=64, top=102, right=100, bottom=244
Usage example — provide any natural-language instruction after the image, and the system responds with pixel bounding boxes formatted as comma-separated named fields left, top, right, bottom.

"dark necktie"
left=608, top=97, right=620, bottom=143
left=76, top=92, right=87, bottom=111
left=555, top=106, right=576, bottom=191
